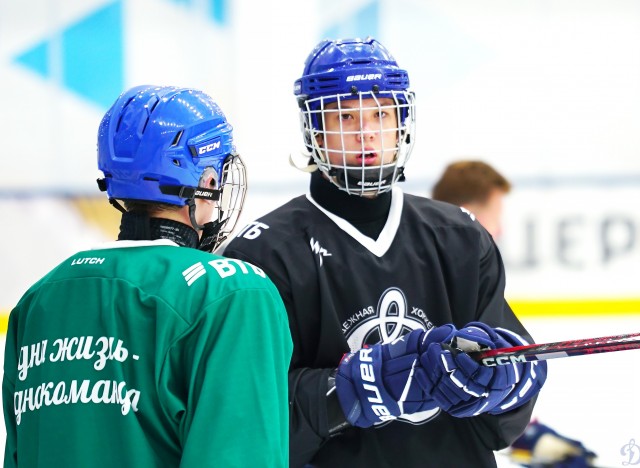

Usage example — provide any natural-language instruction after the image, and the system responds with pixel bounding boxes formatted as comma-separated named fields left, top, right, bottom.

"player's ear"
left=206, top=172, right=217, bottom=189
left=198, top=169, right=218, bottom=205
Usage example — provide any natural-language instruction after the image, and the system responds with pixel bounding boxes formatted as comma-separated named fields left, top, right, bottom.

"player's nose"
left=356, top=123, right=377, bottom=141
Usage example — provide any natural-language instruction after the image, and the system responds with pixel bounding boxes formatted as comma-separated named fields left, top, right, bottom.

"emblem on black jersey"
left=344, top=287, right=427, bottom=350
left=343, top=287, right=439, bottom=425
left=309, top=237, right=332, bottom=266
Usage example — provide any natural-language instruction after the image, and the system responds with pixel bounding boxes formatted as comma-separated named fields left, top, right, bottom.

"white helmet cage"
left=300, top=90, right=416, bottom=196
left=198, top=153, right=247, bottom=250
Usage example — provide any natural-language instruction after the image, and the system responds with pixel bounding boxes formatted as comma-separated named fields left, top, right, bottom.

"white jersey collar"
left=306, top=186, right=403, bottom=258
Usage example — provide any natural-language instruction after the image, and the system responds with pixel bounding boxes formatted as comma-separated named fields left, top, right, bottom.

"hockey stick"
left=468, top=331, right=640, bottom=366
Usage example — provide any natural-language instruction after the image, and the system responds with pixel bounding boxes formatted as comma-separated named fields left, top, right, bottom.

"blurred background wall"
left=0, top=0, right=640, bottom=311
left=1, top=1, right=640, bottom=465
left=1, top=0, right=639, bottom=325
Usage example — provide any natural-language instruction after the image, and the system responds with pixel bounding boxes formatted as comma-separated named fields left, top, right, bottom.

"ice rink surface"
left=1, top=314, right=639, bottom=467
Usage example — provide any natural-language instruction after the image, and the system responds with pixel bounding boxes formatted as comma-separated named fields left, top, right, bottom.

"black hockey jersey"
left=223, top=180, right=539, bottom=468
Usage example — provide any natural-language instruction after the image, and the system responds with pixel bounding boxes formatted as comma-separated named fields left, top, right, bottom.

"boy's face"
left=316, top=97, right=399, bottom=168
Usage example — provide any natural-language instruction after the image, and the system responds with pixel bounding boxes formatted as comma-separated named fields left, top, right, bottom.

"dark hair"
left=123, top=200, right=183, bottom=214
left=431, top=160, right=511, bottom=205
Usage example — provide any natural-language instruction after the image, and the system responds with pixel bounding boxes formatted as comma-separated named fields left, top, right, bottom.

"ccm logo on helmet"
left=346, top=74, right=382, bottom=82
left=198, top=141, right=221, bottom=155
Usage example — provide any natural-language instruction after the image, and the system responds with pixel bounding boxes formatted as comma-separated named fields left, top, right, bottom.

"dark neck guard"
left=310, top=171, right=392, bottom=239
left=117, top=211, right=199, bottom=249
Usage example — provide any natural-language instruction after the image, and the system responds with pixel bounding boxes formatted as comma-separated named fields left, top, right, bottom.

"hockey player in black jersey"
left=221, top=37, right=547, bottom=467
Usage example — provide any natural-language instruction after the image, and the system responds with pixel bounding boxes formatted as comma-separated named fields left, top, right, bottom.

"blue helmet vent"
left=170, top=131, right=183, bottom=147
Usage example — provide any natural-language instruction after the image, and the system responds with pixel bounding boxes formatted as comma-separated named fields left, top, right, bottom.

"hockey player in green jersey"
left=2, top=85, right=293, bottom=467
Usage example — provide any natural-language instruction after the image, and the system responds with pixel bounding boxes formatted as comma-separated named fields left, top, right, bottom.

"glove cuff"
left=327, top=369, right=350, bottom=435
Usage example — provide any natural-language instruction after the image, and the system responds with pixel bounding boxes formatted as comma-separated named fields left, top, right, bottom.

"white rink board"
left=498, top=185, right=640, bottom=300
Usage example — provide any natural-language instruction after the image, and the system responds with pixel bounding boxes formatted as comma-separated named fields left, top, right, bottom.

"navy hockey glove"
left=335, top=330, right=437, bottom=428
left=485, top=326, right=547, bottom=415
left=416, top=322, right=543, bottom=418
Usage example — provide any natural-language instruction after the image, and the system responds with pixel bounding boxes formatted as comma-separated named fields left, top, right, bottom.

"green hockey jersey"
left=3, top=239, right=292, bottom=468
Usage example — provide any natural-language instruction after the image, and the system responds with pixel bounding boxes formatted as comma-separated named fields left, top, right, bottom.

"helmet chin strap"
left=187, top=199, right=206, bottom=230
left=187, top=198, right=226, bottom=252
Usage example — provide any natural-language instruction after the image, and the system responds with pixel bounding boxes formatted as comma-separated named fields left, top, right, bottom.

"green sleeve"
left=3, top=312, right=18, bottom=468
left=160, top=285, right=293, bottom=467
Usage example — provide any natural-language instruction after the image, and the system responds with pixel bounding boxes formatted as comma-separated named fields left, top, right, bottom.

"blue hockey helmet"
left=294, top=37, right=411, bottom=116
left=97, top=85, right=247, bottom=249
left=293, top=38, right=416, bottom=196
left=98, top=85, right=240, bottom=206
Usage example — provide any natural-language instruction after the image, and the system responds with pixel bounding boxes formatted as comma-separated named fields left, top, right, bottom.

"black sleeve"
left=288, top=368, right=333, bottom=466
left=467, top=397, right=538, bottom=449
left=475, top=239, right=531, bottom=337
left=466, top=233, right=542, bottom=449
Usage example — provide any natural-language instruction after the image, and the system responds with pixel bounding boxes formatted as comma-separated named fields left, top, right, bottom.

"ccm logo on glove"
left=481, top=354, right=527, bottom=367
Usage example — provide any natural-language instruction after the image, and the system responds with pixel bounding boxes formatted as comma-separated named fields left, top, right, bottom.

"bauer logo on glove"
left=335, top=331, right=438, bottom=428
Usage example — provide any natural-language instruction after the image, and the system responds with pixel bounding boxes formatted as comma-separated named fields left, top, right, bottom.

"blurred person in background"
left=221, top=37, right=547, bottom=467
left=3, top=85, right=292, bottom=467
left=431, top=160, right=512, bottom=239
